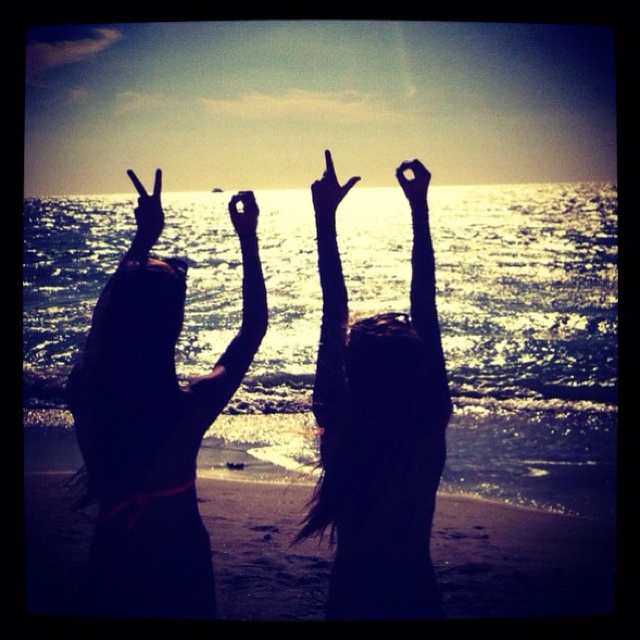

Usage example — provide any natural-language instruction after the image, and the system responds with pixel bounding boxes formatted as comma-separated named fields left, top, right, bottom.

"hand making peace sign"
left=127, top=168, right=164, bottom=259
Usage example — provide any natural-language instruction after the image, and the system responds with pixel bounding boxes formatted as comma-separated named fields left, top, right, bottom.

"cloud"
left=26, top=27, right=123, bottom=85
left=114, top=91, right=168, bottom=115
left=68, top=87, right=92, bottom=104
left=201, top=89, right=405, bottom=122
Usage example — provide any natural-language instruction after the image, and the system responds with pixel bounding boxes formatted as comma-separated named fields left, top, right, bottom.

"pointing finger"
left=324, top=149, right=336, bottom=177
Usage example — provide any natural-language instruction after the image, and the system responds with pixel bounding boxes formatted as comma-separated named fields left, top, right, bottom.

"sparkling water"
left=23, top=182, right=618, bottom=520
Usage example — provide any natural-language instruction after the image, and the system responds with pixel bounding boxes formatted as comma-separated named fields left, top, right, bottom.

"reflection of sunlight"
left=526, top=467, right=550, bottom=477
left=443, top=335, right=475, bottom=353
left=496, top=311, right=591, bottom=340
left=163, top=192, right=228, bottom=238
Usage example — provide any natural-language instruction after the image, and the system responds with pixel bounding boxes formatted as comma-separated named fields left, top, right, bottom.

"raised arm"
left=71, top=169, right=166, bottom=366
left=123, top=168, right=164, bottom=266
left=186, top=191, right=268, bottom=421
left=67, top=168, right=168, bottom=465
left=223, top=190, right=269, bottom=360
left=396, top=160, right=451, bottom=426
left=311, top=150, right=360, bottom=426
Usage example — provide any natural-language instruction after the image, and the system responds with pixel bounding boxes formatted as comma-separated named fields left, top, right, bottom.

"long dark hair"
left=66, top=259, right=188, bottom=509
left=296, top=313, right=429, bottom=543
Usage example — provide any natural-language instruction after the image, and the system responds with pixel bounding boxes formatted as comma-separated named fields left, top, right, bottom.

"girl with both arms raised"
left=296, top=150, right=452, bottom=620
left=66, top=169, right=268, bottom=619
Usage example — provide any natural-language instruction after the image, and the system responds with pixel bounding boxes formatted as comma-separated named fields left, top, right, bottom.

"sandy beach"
left=23, top=469, right=618, bottom=623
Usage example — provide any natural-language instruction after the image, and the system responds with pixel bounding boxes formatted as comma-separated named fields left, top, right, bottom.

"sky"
left=23, top=20, right=618, bottom=196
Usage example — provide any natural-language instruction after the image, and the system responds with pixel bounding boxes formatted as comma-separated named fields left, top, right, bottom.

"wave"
left=24, top=364, right=617, bottom=426
left=527, top=380, right=617, bottom=405
left=22, top=365, right=314, bottom=416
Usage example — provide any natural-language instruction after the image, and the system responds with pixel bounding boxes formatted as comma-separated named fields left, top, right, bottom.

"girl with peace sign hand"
left=66, top=169, right=268, bottom=619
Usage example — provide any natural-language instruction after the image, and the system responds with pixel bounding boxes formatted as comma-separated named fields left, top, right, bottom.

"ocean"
left=23, top=182, right=618, bottom=522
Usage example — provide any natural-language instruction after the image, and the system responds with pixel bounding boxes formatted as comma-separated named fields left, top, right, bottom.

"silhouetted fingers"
left=343, top=176, right=361, bottom=194
left=228, top=193, right=240, bottom=213
left=397, top=160, right=428, bottom=188
left=396, top=167, right=409, bottom=190
left=127, top=169, right=148, bottom=197
left=152, top=169, right=162, bottom=198
left=324, top=149, right=336, bottom=177
left=397, top=160, right=415, bottom=177
left=239, top=190, right=256, bottom=203
left=399, top=159, right=429, bottom=178
left=229, top=191, right=257, bottom=214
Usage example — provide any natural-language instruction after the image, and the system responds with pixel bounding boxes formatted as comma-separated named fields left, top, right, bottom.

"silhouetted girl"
left=66, top=169, right=267, bottom=619
left=296, top=151, right=451, bottom=620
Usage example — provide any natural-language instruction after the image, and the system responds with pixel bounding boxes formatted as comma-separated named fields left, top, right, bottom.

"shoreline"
left=24, top=409, right=618, bottom=523
left=24, top=470, right=618, bottom=621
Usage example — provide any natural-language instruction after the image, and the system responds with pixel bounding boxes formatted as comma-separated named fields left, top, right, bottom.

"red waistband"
left=78, top=476, right=197, bottom=531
